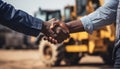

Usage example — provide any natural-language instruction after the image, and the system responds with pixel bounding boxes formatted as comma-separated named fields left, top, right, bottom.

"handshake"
left=42, top=18, right=70, bottom=44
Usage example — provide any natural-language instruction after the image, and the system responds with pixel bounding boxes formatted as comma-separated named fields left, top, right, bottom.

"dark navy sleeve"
left=0, top=0, right=43, bottom=36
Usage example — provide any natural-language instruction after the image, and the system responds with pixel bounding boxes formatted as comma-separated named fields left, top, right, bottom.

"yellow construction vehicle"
left=36, top=0, right=115, bottom=66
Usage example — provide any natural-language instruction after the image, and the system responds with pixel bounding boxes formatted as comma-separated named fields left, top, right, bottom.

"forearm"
left=66, top=20, right=85, bottom=33
left=0, top=0, right=43, bottom=36
left=80, top=0, right=118, bottom=34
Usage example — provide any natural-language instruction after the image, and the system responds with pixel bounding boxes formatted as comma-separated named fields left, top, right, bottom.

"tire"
left=101, top=53, right=113, bottom=65
left=63, top=52, right=82, bottom=65
left=62, top=38, right=83, bottom=65
left=101, top=44, right=114, bottom=65
left=39, top=39, right=64, bottom=66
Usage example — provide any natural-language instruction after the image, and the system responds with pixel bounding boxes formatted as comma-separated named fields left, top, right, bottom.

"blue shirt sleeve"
left=80, top=0, right=119, bottom=34
left=0, top=0, right=43, bottom=36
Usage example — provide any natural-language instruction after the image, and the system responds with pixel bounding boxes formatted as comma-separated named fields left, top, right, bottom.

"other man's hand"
left=50, top=20, right=70, bottom=43
left=42, top=18, right=70, bottom=43
left=42, top=18, right=57, bottom=38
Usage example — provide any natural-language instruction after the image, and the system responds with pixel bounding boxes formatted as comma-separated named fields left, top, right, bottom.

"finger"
left=48, top=29, right=55, bottom=37
left=56, top=27, right=61, bottom=34
left=43, top=36, right=48, bottom=40
left=48, top=37, right=57, bottom=44
left=49, top=18, right=56, bottom=22
left=55, top=30, right=69, bottom=43
left=49, top=20, right=60, bottom=37
left=56, top=27, right=68, bottom=35
left=48, top=37, right=52, bottom=41
left=50, top=20, right=60, bottom=29
left=54, top=40, right=58, bottom=44
left=51, top=38, right=57, bottom=44
left=59, top=22, right=69, bottom=33
left=49, top=20, right=59, bottom=34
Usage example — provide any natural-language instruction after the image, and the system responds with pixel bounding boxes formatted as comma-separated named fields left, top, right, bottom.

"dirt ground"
left=0, top=50, right=113, bottom=69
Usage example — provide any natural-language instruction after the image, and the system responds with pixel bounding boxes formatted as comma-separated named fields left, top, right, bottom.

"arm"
left=0, top=0, right=43, bottom=36
left=66, top=20, right=84, bottom=33
left=0, top=0, right=70, bottom=43
left=66, top=0, right=118, bottom=34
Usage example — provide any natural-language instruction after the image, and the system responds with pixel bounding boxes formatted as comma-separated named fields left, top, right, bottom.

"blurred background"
left=0, top=0, right=115, bottom=69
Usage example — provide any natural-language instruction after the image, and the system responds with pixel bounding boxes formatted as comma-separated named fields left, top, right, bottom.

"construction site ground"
left=0, top=50, right=113, bottom=69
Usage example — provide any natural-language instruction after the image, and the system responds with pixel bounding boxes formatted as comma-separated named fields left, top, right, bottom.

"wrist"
left=65, top=20, right=84, bottom=33
left=41, top=21, right=47, bottom=34
left=65, top=23, right=72, bottom=33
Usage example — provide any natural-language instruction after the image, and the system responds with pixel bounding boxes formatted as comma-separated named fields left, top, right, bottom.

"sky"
left=4, top=0, right=75, bottom=16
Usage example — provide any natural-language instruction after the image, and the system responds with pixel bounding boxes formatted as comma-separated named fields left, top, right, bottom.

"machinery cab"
left=64, top=6, right=75, bottom=22
left=34, top=8, right=61, bottom=21
left=64, top=0, right=101, bottom=22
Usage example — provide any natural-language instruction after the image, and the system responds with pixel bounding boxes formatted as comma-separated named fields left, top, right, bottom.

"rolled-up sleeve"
left=80, top=0, right=118, bottom=34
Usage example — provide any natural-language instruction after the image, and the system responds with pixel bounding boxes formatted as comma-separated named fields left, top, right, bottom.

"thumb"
left=49, top=18, right=56, bottom=22
left=50, top=20, right=60, bottom=29
left=59, top=22, right=70, bottom=33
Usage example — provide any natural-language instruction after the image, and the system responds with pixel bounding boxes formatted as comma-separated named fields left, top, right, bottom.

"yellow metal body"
left=64, top=0, right=115, bottom=54
left=66, top=45, right=88, bottom=52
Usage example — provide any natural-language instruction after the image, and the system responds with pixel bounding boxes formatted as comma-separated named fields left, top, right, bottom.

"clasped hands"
left=42, top=18, right=70, bottom=44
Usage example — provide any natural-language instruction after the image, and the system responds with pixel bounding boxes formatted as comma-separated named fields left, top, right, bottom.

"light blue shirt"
left=80, top=0, right=119, bottom=34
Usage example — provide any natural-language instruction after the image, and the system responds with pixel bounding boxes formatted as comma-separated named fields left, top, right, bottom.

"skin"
left=43, top=19, right=85, bottom=44
left=65, top=20, right=85, bottom=33
left=42, top=18, right=70, bottom=43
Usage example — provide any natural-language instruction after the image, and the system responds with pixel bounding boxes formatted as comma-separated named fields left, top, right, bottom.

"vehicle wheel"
left=101, top=45, right=114, bottom=65
left=101, top=53, right=113, bottom=65
left=63, top=52, right=82, bottom=65
left=38, top=39, right=64, bottom=66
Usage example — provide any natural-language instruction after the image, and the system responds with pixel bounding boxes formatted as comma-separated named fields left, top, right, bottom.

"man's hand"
left=50, top=21, right=70, bottom=43
left=42, top=18, right=70, bottom=43
left=42, top=18, right=57, bottom=38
